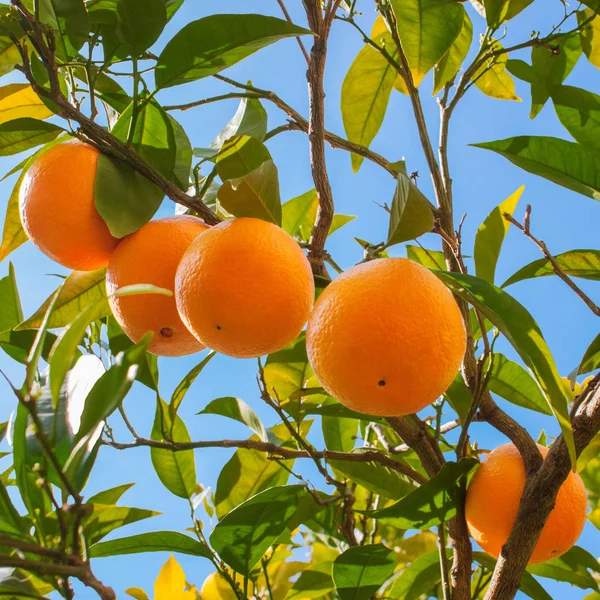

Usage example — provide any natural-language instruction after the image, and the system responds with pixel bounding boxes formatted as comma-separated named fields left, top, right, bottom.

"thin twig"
left=276, top=0, right=310, bottom=64
left=504, top=206, right=600, bottom=317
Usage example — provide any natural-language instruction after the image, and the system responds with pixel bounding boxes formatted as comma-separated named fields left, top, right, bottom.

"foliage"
left=0, top=1, right=599, bottom=600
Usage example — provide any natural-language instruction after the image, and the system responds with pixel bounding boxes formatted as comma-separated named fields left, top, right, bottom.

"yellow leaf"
left=0, top=83, right=52, bottom=124
left=0, top=167, right=28, bottom=262
left=154, top=555, right=188, bottom=600
left=580, top=9, right=600, bottom=70
left=125, top=588, right=151, bottom=600
left=474, top=41, right=521, bottom=101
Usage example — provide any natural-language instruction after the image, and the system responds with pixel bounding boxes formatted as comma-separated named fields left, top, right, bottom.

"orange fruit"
left=106, top=216, right=208, bottom=357
left=19, top=140, right=119, bottom=270
left=175, top=217, right=314, bottom=358
left=465, top=443, right=587, bottom=564
left=306, top=258, right=466, bottom=416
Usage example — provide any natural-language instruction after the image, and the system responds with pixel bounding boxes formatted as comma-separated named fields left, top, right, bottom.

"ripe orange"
left=19, top=140, right=119, bottom=271
left=306, top=258, right=466, bottom=416
left=106, top=216, right=208, bottom=357
left=465, top=443, right=587, bottom=564
left=175, top=217, right=314, bottom=358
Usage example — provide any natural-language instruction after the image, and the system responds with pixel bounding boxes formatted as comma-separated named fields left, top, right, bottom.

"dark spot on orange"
left=216, top=325, right=222, bottom=330
left=378, top=380, right=386, bottom=387
left=160, top=327, right=174, bottom=338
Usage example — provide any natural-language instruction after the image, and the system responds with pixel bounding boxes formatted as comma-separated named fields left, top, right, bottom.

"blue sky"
left=1, top=1, right=599, bottom=598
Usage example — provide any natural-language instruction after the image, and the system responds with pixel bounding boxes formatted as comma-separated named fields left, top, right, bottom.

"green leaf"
left=364, top=459, right=477, bottom=530
left=89, top=531, right=211, bottom=559
left=115, top=0, right=166, bottom=56
left=528, top=546, right=600, bottom=591
left=72, top=65, right=131, bottom=113
left=391, top=0, right=465, bottom=87
left=94, top=152, right=164, bottom=238
left=474, top=41, right=521, bottom=101
left=529, top=34, right=581, bottom=118
left=579, top=9, right=600, bottom=70
left=168, top=115, right=193, bottom=189
left=215, top=135, right=271, bottom=181
left=155, top=14, right=313, bottom=89
left=215, top=421, right=311, bottom=519
left=0, top=136, right=68, bottom=262
left=322, top=400, right=357, bottom=453
left=474, top=185, right=523, bottom=282
left=552, top=85, right=600, bottom=152
left=333, top=544, right=397, bottom=600
left=198, top=396, right=268, bottom=442
left=503, top=249, right=600, bottom=287
left=473, top=136, right=600, bottom=201
left=263, top=333, right=311, bottom=402
left=329, top=455, right=417, bottom=500
left=406, top=245, right=446, bottom=270
left=17, top=269, right=108, bottom=330
left=84, top=504, right=160, bottom=546
left=151, top=396, right=196, bottom=499
left=0, top=262, right=22, bottom=335
left=107, top=316, right=158, bottom=391
left=0, top=118, right=63, bottom=156
left=474, top=553, right=552, bottom=600
left=385, top=550, right=442, bottom=599
left=386, top=173, right=434, bottom=246
left=433, top=11, right=473, bottom=94
left=0, top=479, right=27, bottom=540
left=578, top=333, right=600, bottom=375
left=210, top=485, right=303, bottom=576
left=341, top=36, right=396, bottom=172
left=88, top=483, right=135, bottom=505
left=288, top=566, right=335, bottom=600
left=483, top=0, right=534, bottom=27
left=170, top=351, right=216, bottom=419
left=489, top=353, right=552, bottom=415
left=48, top=295, right=110, bottom=407
left=433, top=271, right=575, bottom=466
left=330, top=214, right=356, bottom=236
left=77, top=335, right=151, bottom=440
left=112, top=98, right=178, bottom=183
left=211, top=94, right=268, bottom=150
left=282, top=189, right=319, bottom=241
left=217, top=159, right=282, bottom=225
left=38, top=0, right=91, bottom=56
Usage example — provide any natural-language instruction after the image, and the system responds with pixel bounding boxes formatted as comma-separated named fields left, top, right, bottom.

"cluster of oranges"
left=18, top=140, right=587, bottom=565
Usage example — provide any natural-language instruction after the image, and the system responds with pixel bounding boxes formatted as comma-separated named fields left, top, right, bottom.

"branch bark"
left=302, top=0, right=340, bottom=277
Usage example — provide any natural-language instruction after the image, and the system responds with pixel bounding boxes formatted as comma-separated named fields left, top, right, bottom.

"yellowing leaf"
left=0, top=166, right=28, bottom=262
left=126, top=589, right=151, bottom=600
left=154, top=556, right=189, bottom=600
left=341, top=39, right=397, bottom=172
left=0, top=84, right=52, bottom=125
left=474, top=41, right=521, bottom=101
left=580, top=9, right=600, bottom=70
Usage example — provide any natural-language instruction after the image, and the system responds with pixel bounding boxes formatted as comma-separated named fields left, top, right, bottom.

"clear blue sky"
left=0, top=1, right=599, bottom=598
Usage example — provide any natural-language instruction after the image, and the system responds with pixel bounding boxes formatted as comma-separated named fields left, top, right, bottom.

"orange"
left=106, top=216, right=208, bottom=357
left=19, top=140, right=119, bottom=270
left=306, top=258, right=466, bottom=416
left=465, top=443, right=587, bottom=564
left=175, top=217, right=314, bottom=358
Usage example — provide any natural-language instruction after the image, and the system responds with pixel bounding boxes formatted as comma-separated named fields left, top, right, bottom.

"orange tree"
left=0, top=1, right=599, bottom=599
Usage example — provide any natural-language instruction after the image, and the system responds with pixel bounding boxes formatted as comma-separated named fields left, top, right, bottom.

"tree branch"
left=276, top=0, right=311, bottom=64
left=10, top=1, right=220, bottom=225
left=504, top=206, right=600, bottom=317
left=302, top=0, right=340, bottom=277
